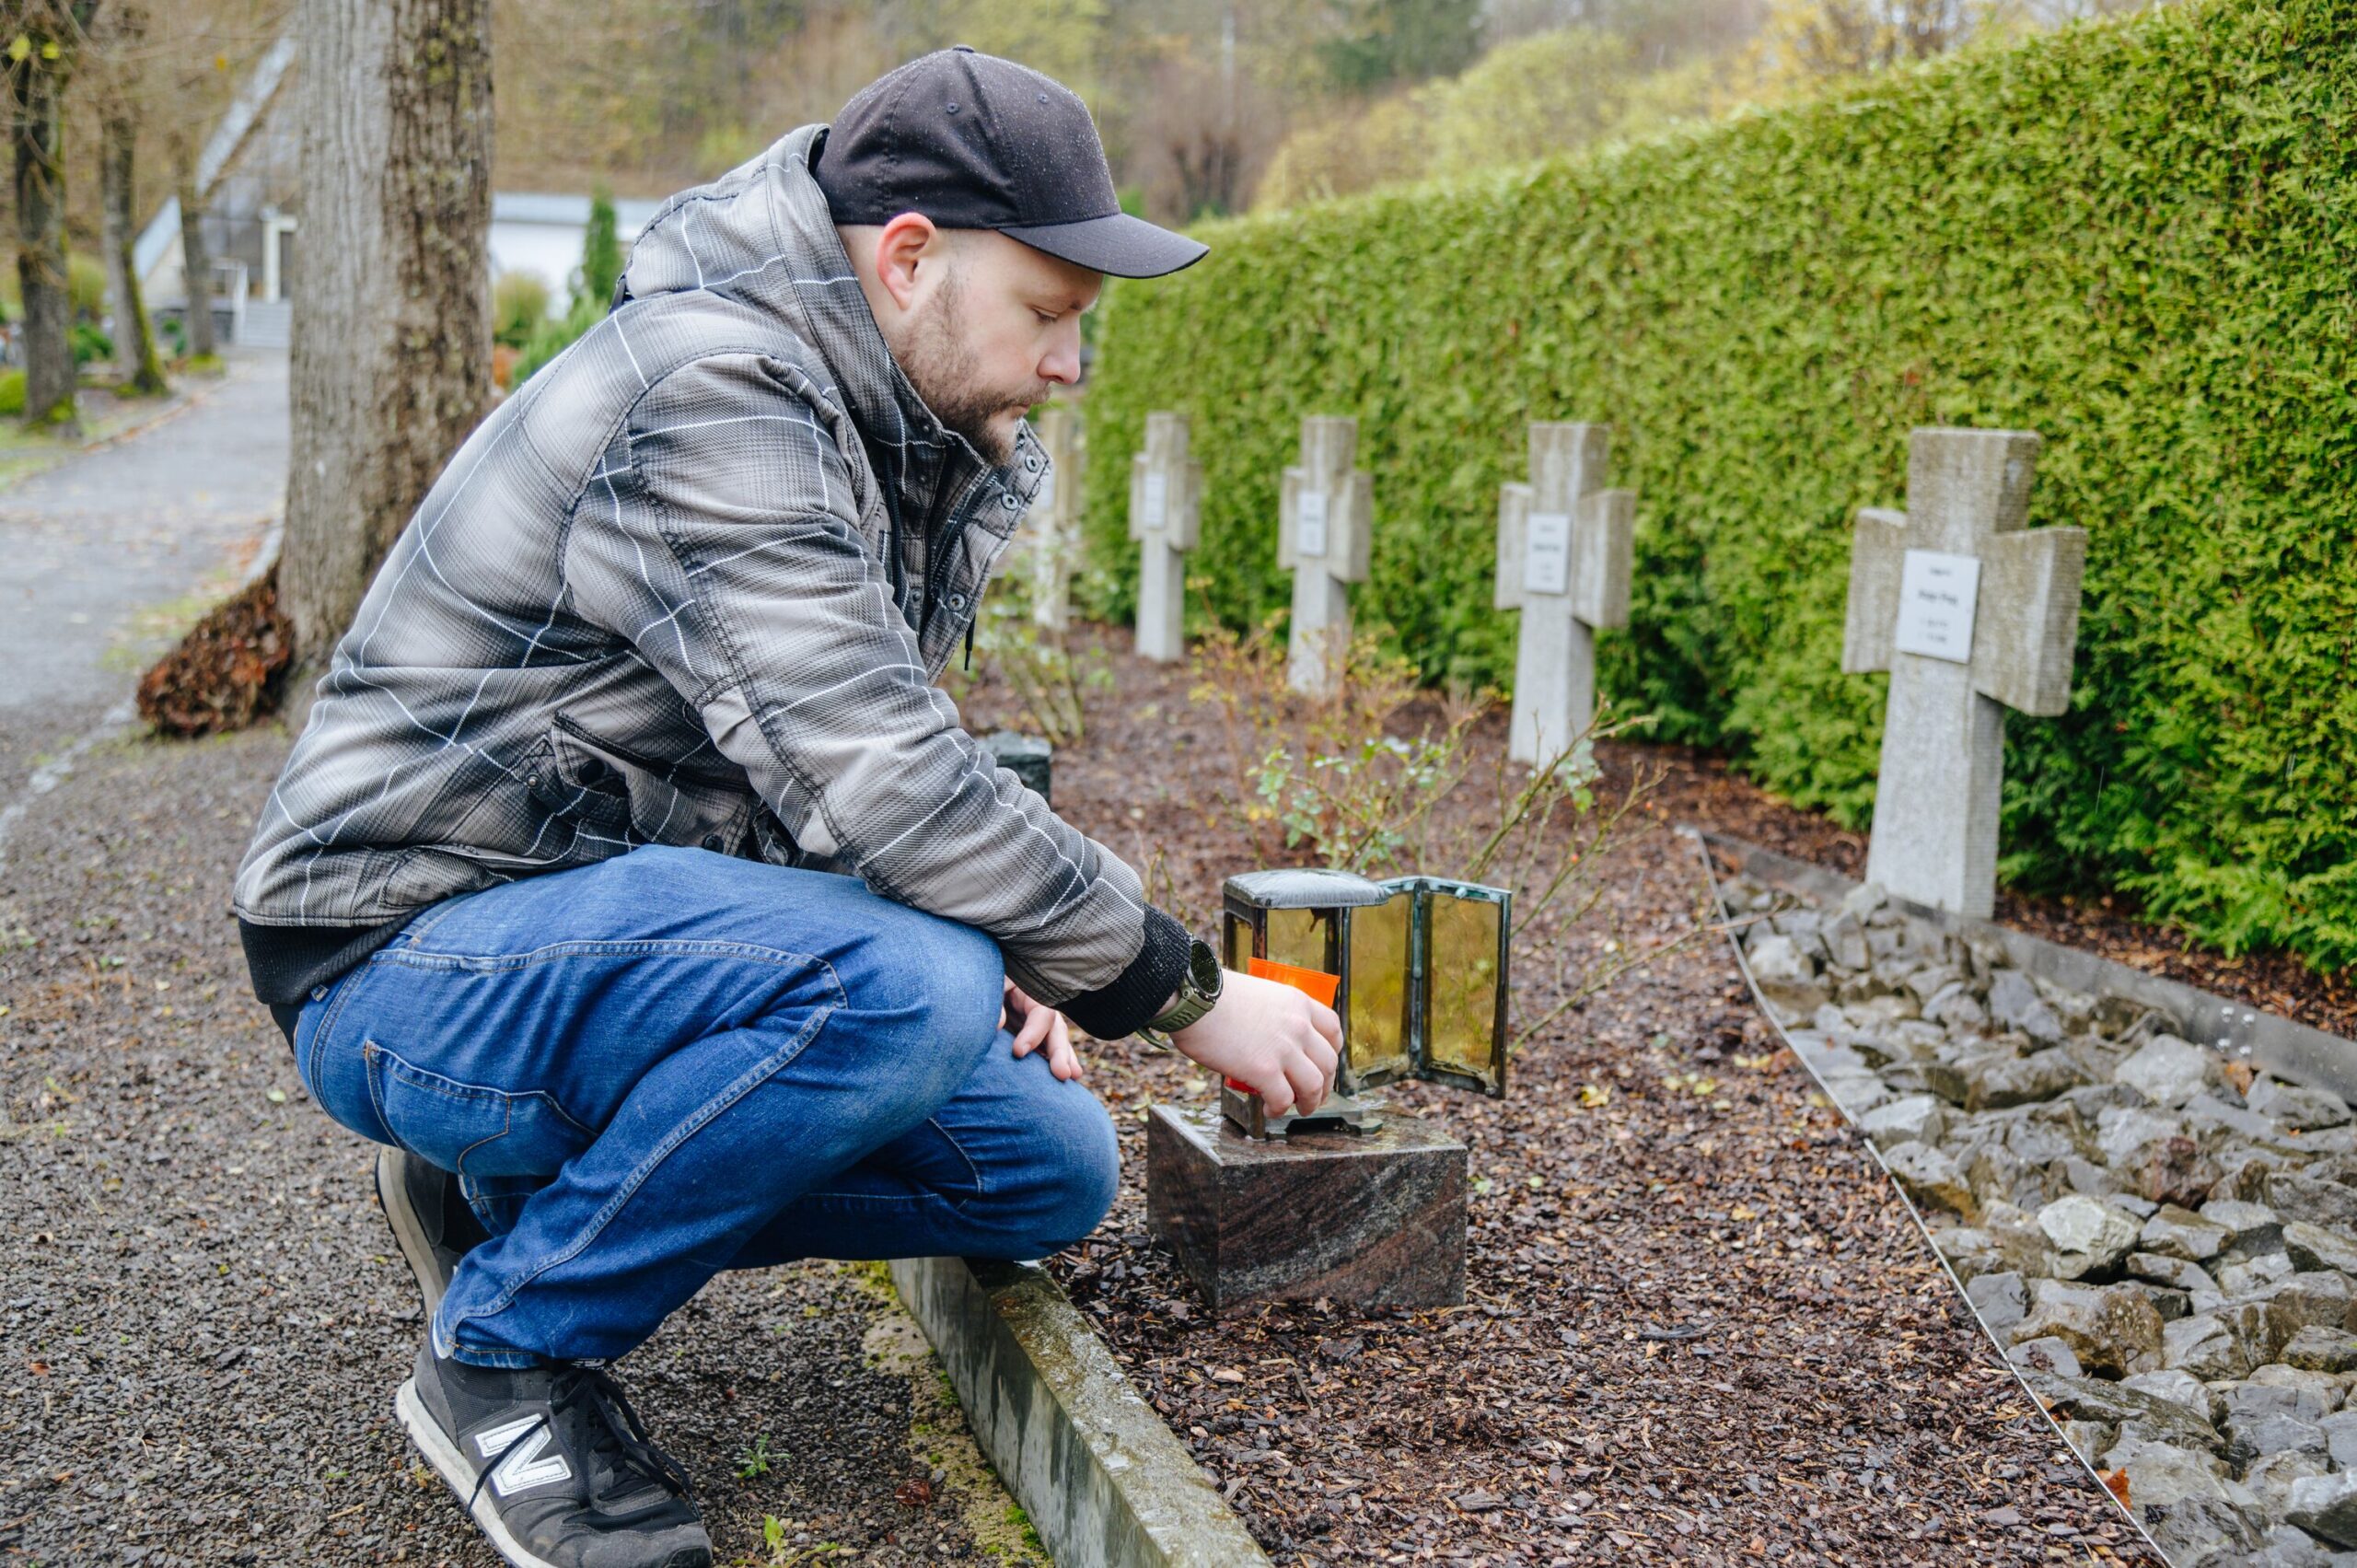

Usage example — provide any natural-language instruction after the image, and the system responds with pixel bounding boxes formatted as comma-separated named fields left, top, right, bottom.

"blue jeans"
left=290, top=846, right=1120, bottom=1368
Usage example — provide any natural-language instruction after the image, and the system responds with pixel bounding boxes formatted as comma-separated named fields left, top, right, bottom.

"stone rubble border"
left=1684, top=825, right=2172, bottom=1562
left=891, top=1254, right=1273, bottom=1568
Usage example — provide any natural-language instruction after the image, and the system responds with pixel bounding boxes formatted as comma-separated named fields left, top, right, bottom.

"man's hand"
left=1168, top=970, right=1341, bottom=1116
left=1004, top=978, right=1083, bottom=1081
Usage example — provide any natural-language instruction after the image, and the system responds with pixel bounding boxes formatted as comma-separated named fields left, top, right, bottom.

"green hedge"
left=1081, top=0, right=2357, bottom=973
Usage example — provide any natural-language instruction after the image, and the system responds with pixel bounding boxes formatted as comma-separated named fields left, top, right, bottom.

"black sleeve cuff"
left=1057, top=905, right=1193, bottom=1040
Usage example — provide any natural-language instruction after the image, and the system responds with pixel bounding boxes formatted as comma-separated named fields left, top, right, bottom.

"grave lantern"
left=1217, top=868, right=1511, bottom=1136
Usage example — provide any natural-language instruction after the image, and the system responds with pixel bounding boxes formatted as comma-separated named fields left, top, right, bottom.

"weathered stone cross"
left=1026, top=405, right=1082, bottom=633
left=1279, top=415, right=1373, bottom=696
left=1128, top=411, right=1202, bottom=663
left=1842, top=426, right=2087, bottom=918
left=1493, top=422, right=1633, bottom=766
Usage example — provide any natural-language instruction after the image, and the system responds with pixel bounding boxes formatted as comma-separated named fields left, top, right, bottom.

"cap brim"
left=1000, top=211, right=1207, bottom=279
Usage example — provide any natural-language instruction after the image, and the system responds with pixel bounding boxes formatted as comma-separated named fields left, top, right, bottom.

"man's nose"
left=1040, top=324, right=1083, bottom=387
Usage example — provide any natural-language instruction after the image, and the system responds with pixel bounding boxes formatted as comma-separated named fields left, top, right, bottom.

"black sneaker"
left=398, top=1341, right=712, bottom=1568
left=375, top=1146, right=490, bottom=1317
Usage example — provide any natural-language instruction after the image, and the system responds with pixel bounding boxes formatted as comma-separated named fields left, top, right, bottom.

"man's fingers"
left=1048, top=1028, right=1083, bottom=1082
left=1284, top=1051, right=1325, bottom=1116
left=1258, top=1067, right=1298, bottom=1117
left=1309, top=1001, right=1343, bottom=1052
left=1009, top=1005, right=1053, bottom=1057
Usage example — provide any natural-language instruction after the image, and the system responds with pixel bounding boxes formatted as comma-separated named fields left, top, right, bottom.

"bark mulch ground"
left=957, top=629, right=2163, bottom=1566
left=0, top=727, right=1043, bottom=1568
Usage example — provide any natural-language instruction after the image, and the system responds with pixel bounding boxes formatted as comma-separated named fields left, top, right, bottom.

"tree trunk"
left=101, top=110, right=167, bottom=394
left=8, top=31, right=76, bottom=431
left=280, top=0, right=494, bottom=678
left=172, top=143, right=215, bottom=359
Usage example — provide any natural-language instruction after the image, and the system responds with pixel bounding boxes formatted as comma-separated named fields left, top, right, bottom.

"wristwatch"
left=1143, top=934, right=1224, bottom=1038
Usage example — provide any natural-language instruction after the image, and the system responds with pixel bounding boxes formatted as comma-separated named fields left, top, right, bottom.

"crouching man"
left=234, top=49, right=1339, bottom=1568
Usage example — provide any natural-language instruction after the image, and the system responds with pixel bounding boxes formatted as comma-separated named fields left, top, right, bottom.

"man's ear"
left=872, top=212, right=940, bottom=312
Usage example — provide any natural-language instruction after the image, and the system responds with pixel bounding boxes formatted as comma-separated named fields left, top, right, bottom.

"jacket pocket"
left=527, top=715, right=755, bottom=854
left=366, top=1043, right=593, bottom=1179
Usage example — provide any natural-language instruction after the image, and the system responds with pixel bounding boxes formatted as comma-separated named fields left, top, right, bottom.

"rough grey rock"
left=1747, top=934, right=1829, bottom=1020
left=2270, top=1167, right=2357, bottom=1235
left=1822, top=910, right=1870, bottom=971
left=2249, top=1076, right=2354, bottom=1132
left=1986, top=969, right=2064, bottom=1046
left=1857, top=1094, right=1946, bottom=1150
left=2129, top=1252, right=2221, bottom=1295
left=1923, top=981, right=1988, bottom=1032
left=1979, top=1201, right=2063, bottom=1279
left=2008, top=1335, right=2083, bottom=1377
left=2286, top=1471, right=2357, bottom=1548
left=2320, top=1409, right=2357, bottom=1469
left=1885, top=1140, right=1974, bottom=1218
left=2144, top=1204, right=2235, bottom=1264
left=2267, top=1272, right=2357, bottom=1341
left=2145, top=1494, right=2267, bottom=1566
left=2247, top=1523, right=2341, bottom=1568
left=2119, top=1368, right=2212, bottom=1423
left=2037, top=1194, right=2142, bottom=1274
left=2282, top=1320, right=2357, bottom=1367
left=2220, top=1251, right=2300, bottom=1298
left=2230, top=1411, right=2329, bottom=1467
left=1840, top=882, right=1886, bottom=922
left=2019, top=1367, right=2223, bottom=1453
left=2246, top=1363, right=2347, bottom=1414
left=2165, top=1314, right=2252, bottom=1381
left=2284, top=1220, right=2357, bottom=1277
left=2098, top=1106, right=2191, bottom=1168
left=2203, top=1198, right=2289, bottom=1263
left=2010, top=1279, right=2164, bottom=1377
left=1965, top=1270, right=2028, bottom=1332
left=2189, top=1094, right=2310, bottom=1155
left=1819, top=1070, right=1892, bottom=1116
left=2246, top=1451, right=2334, bottom=1518
left=1926, top=1050, right=2090, bottom=1113
left=2100, top=1436, right=2261, bottom=1563
left=2115, top=1034, right=2220, bottom=1109
left=2058, top=1419, right=2114, bottom=1463
left=1931, top=1225, right=2000, bottom=1280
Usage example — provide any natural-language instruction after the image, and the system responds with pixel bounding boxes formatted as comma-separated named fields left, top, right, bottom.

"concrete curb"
left=890, top=1255, right=1271, bottom=1568
left=1695, top=828, right=2357, bottom=1101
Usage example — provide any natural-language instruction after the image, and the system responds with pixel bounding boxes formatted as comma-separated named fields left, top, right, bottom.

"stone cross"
left=1493, top=423, right=1634, bottom=766
left=1128, top=411, right=1202, bottom=663
left=1842, top=427, right=2086, bottom=918
left=1026, top=405, right=1083, bottom=633
left=1278, top=415, right=1373, bottom=696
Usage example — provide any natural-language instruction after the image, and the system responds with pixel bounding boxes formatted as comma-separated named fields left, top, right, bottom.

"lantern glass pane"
left=1346, top=891, right=1411, bottom=1083
left=1264, top=907, right=1327, bottom=974
left=1425, top=893, right=1503, bottom=1082
left=1222, top=910, right=1253, bottom=972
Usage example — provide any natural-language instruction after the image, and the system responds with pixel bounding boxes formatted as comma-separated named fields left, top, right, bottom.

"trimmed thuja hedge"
left=1080, top=0, right=2357, bottom=972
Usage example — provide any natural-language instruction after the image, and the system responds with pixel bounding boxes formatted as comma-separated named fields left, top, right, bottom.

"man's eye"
left=1034, top=309, right=1061, bottom=324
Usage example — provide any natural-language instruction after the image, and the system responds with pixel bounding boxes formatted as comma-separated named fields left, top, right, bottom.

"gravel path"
left=0, top=727, right=1040, bottom=1567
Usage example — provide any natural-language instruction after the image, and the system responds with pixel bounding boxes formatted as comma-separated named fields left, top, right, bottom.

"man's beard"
left=888, top=267, right=1042, bottom=467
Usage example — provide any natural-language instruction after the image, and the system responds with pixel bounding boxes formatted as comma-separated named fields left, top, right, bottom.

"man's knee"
left=1032, top=1087, right=1120, bottom=1251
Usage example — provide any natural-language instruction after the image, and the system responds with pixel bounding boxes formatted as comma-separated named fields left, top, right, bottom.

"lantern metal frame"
left=1220, top=868, right=1512, bottom=1101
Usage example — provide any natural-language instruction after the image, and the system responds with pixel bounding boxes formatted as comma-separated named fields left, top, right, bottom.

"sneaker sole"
left=375, top=1146, right=450, bottom=1318
left=397, top=1375, right=565, bottom=1568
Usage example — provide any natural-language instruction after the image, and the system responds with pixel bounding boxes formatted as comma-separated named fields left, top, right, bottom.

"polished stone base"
left=1145, top=1103, right=1468, bottom=1317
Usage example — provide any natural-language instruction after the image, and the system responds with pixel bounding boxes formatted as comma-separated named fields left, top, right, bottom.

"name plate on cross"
left=1521, top=511, right=1572, bottom=596
left=1893, top=550, right=1980, bottom=664
left=1140, top=470, right=1167, bottom=532
left=1297, top=490, right=1329, bottom=557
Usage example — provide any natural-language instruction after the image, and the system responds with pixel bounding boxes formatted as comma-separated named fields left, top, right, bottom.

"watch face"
left=1190, top=935, right=1223, bottom=995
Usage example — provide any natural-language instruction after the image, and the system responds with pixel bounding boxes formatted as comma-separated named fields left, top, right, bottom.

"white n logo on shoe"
left=473, top=1413, right=572, bottom=1495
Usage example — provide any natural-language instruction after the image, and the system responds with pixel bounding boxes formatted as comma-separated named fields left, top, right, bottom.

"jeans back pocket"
left=366, top=1043, right=593, bottom=1179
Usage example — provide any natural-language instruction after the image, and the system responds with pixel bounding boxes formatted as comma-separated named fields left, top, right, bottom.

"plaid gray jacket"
left=234, top=125, right=1186, bottom=1037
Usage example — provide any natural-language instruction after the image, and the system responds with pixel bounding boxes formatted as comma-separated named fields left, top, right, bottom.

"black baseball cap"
left=815, top=47, right=1207, bottom=280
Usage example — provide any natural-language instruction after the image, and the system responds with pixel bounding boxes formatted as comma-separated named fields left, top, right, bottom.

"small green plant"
left=0, top=370, right=24, bottom=416
left=493, top=270, right=553, bottom=349
left=68, top=322, right=111, bottom=366
left=511, top=190, right=627, bottom=386
left=66, top=253, right=107, bottom=320
left=736, top=1432, right=774, bottom=1479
